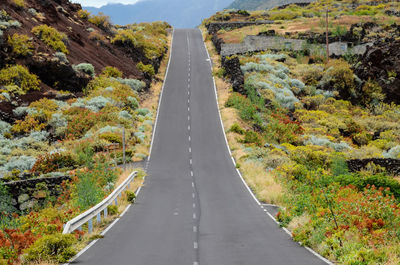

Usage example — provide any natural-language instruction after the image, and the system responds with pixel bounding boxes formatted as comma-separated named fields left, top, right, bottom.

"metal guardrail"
left=62, top=171, right=137, bottom=234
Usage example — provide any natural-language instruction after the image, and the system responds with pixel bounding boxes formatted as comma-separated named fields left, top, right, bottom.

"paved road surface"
left=73, top=29, right=327, bottom=265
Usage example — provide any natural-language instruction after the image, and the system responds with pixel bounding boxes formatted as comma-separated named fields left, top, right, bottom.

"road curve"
left=72, top=29, right=327, bottom=265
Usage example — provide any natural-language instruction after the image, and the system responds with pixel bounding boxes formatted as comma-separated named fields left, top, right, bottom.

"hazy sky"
left=72, top=0, right=140, bottom=8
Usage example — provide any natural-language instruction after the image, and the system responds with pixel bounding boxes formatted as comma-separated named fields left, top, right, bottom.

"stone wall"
left=4, top=175, right=71, bottom=211
left=347, top=158, right=400, bottom=175
left=206, top=21, right=273, bottom=35
left=220, top=35, right=373, bottom=57
left=221, top=56, right=245, bottom=94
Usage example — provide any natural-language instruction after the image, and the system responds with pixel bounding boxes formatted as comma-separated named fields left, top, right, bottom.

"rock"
left=27, top=55, right=91, bottom=92
left=354, top=40, right=400, bottom=104
left=221, top=56, right=245, bottom=95
left=18, top=193, right=29, bottom=204
left=211, top=34, right=225, bottom=54
left=258, top=30, right=276, bottom=36
left=20, top=200, right=37, bottom=211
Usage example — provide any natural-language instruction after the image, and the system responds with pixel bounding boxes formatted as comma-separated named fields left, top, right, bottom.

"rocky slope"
left=0, top=0, right=170, bottom=122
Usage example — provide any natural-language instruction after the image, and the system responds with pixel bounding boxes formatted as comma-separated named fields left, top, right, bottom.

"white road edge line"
left=64, top=29, right=176, bottom=265
left=199, top=28, right=333, bottom=265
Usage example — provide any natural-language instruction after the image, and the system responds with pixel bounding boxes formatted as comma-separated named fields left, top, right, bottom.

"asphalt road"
left=73, top=29, right=327, bottom=265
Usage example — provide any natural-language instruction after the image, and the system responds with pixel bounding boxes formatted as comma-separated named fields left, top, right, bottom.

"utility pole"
left=326, top=8, right=330, bottom=62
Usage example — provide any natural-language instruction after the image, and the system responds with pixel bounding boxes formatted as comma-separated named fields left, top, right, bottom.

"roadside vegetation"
left=202, top=0, right=400, bottom=263
left=0, top=0, right=172, bottom=263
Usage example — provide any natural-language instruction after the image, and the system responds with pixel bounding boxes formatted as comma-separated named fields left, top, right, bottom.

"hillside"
left=0, top=0, right=171, bottom=263
left=83, top=0, right=233, bottom=28
left=203, top=0, right=400, bottom=264
left=227, top=0, right=314, bottom=10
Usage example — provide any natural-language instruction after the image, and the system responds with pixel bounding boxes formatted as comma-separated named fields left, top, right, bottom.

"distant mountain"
left=227, top=0, right=313, bottom=10
left=84, top=0, right=234, bottom=28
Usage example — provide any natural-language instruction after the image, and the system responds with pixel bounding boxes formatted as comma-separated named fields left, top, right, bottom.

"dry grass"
left=218, top=15, right=400, bottom=43
left=288, top=213, right=311, bottom=232
left=240, top=161, right=283, bottom=204
left=201, top=26, right=283, bottom=205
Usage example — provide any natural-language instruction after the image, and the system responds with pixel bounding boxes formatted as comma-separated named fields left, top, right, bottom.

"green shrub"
left=361, top=79, right=385, bottom=106
left=352, top=132, right=372, bottom=146
left=101, top=66, right=122, bottom=78
left=330, top=155, right=349, bottom=176
left=0, top=184, right=17, bottom=219
left=243, top=131, right=262, bottom=146
left=24, top=234, right=77, bottom=263
left=225, top=93, right=257, bottom=121
left=269, top=11, right=298, bottom=20
left=32, top=25, right=68, bottom=54
left=332, top=174, right=400, bottom=199
left=0, top=65, right=40, bottom=95
left=99, top=132, right=122, bottom=145
left=107, top=205, right=118, bottom=215
left=77, top=9, right=90, bottom=20
left=88, top=13, right=111, bottom=30
left=137, top=62, right=155, bottom=77
left=75, top=168, right=104, bottom=210
left=126, top=191, right=136, bottom=203
left=7, top=33, right=33, bottom=56
left=31, top=153, right=76, bottom=175
left=321, top=60, right=355, bottom=98
left=11, top=0, right=25, bottom=8
left=73, top=63, right=95, bottom=77
left=112, top=24, right=167, bottom=60
left=229, top=123, right=245, bottom=134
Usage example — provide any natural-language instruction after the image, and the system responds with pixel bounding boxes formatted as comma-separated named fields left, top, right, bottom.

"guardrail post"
left=78, top=226, right=82, bottom=232
left=97, top=213, right=101, bottom=224
left=88, top=219, right=93, bottom=234
left=115, top=198, right=118, bottom=206
left=104, top=207, right=108, bottom=218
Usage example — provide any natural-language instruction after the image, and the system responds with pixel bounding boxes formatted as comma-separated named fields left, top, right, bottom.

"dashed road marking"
left=193, top=226, right=197, bottom=232
left=194, top=242, right=198, bottom=249
left=189, top=147, right=192, bottom=153
left=190, top=159, right=192, bottom=165
left=193, top=213, right=196, bottom=219
left=192, top=193, right=195, bottom=198
left=191, top=171, right=194, bottom=177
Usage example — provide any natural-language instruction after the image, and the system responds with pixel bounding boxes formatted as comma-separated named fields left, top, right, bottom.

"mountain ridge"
left=83, top=0, right=233, bottom=28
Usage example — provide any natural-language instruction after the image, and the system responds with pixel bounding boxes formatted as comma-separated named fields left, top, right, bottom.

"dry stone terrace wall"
left=4, top=175, right=71, bottom=211
left=347, top=158, right=400, bottom=176
left=206, top=21, right=273, bottom=35
left=220, top=35, right=373, bottom=57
